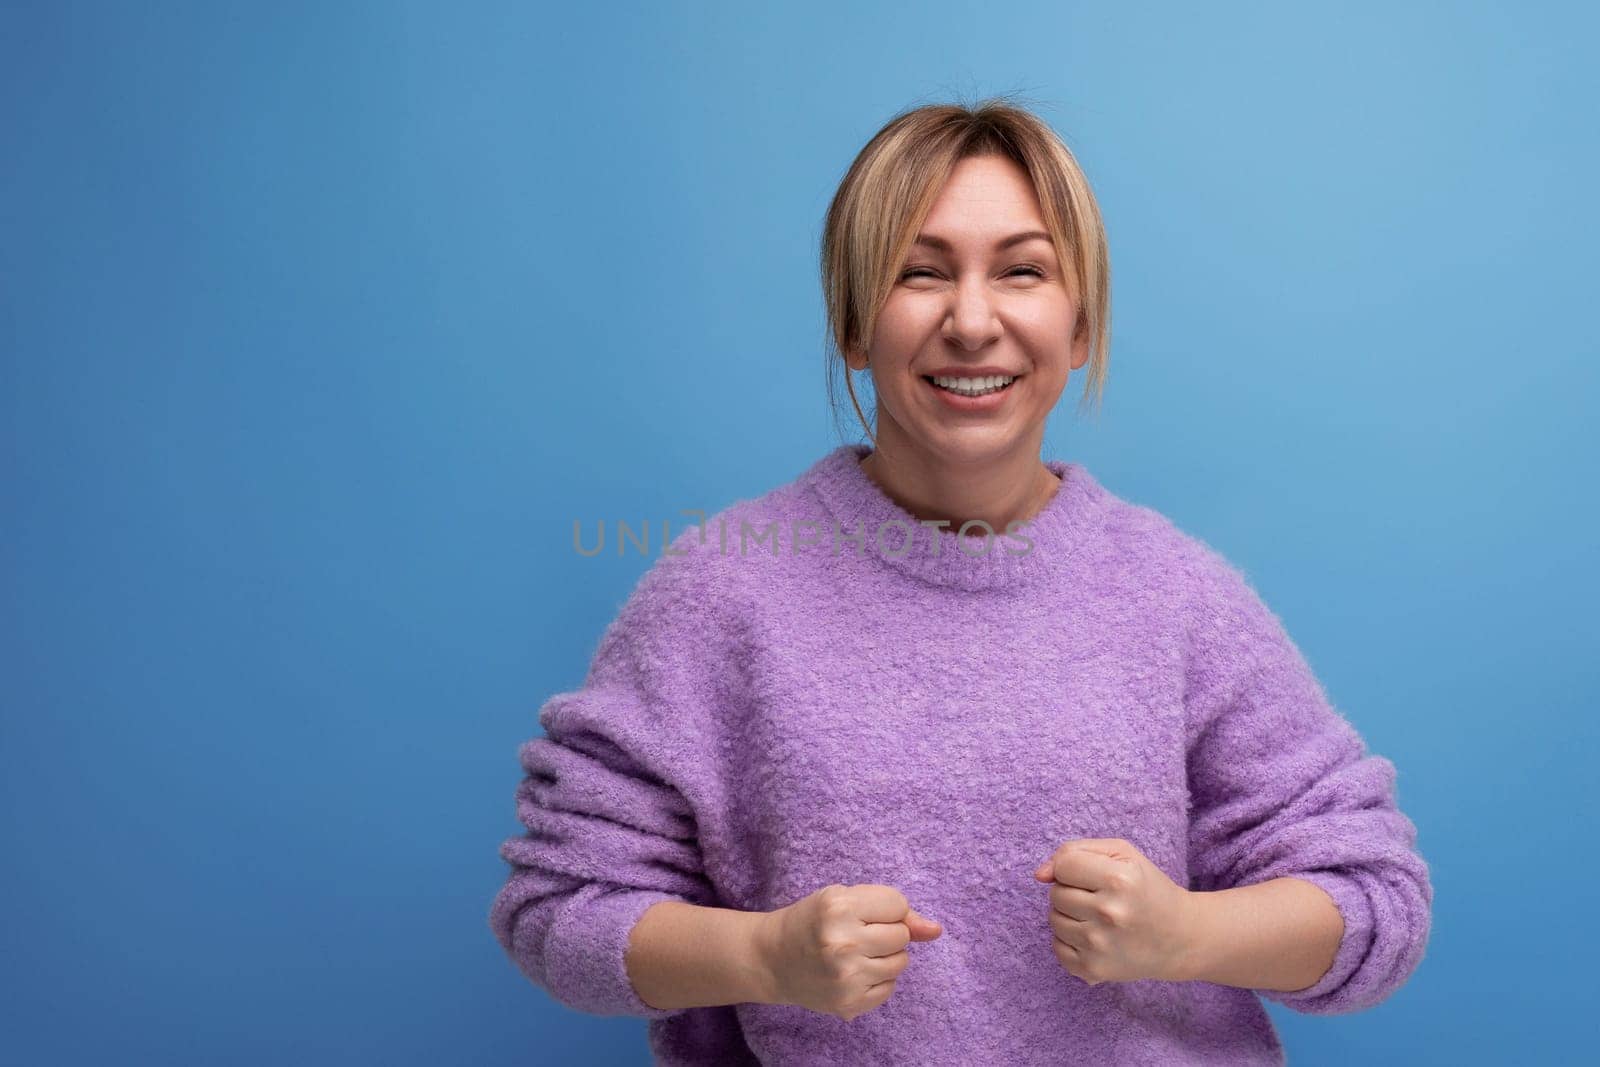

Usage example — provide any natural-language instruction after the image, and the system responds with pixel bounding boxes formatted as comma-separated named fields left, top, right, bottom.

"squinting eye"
left=900, top=266, right=1046, bottom=280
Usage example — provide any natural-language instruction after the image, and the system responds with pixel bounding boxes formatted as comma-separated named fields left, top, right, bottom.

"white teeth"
left=931, top=374, right=1015, bottom=396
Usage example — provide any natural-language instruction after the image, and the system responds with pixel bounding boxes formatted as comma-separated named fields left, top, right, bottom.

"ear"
left=1068, top=318, right=1091, bottom=372
left=844, top=346, right=870, bottom=373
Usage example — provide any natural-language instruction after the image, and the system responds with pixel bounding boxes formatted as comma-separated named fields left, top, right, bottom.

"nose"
left=942, top=276, right=1003, bottom=351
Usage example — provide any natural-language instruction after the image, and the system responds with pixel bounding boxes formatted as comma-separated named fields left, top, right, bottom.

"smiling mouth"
left=922, top=374, right=1020, bottom=398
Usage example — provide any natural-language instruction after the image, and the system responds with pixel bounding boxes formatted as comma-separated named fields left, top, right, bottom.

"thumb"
left=905, top=907, right=943, bottom=940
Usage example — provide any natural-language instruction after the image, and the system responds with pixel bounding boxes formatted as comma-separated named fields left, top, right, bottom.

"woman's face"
left=847, top=153, right=1089, bottom=466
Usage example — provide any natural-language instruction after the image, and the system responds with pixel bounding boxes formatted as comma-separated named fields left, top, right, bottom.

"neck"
left=858, top=430, right=1062, bottom=537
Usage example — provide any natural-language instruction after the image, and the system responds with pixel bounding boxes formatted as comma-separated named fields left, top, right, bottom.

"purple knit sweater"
left=490, top=444, right=1432, bottom=1065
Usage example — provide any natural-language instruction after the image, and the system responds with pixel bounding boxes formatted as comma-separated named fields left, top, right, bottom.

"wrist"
left=746, top=907, right=787, bottom=1006
left=1168, top=889, right=1212, bottom=984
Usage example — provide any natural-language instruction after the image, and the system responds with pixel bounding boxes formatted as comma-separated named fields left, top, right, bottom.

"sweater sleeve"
left=1180, top=543, right=1433, bottom=1016
left=488, top=548, right=732, bottom=1019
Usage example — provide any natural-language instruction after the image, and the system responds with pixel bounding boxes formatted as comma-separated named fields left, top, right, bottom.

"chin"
left=915, top=430, right=1031, bottom=464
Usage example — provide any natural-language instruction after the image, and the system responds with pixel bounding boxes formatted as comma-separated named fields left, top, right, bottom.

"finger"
left=1048, top=846, right=1124, bottom=891
left=1064, top=838, right=1133, bottom=858
left=1050, top=907, right=1092, bottom=950
left=1048, top=882, right=1098, bottom=921
left=1052, top=940, right=1087, bottom=982
left=854, top=885, right=926, bottom=926
left=1044, top=837, right=1134, bottom=869
left=859, top=919, right=912, bottom=956
left=861, top=947, right=911, bottom=984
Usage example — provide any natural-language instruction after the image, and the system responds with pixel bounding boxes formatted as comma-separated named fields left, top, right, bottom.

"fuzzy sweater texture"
left=489, top=444, right=1433, bottom=1065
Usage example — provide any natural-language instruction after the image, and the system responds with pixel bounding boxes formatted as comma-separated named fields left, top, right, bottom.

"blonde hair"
left=821, top=94, right=1112, bottom=445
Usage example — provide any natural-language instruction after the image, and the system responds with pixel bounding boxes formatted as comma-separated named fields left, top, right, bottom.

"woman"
left=490, top=99, right=1432, bottom=1065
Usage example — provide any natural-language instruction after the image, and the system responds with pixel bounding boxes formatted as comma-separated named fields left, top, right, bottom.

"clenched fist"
left=1033, top=838, right=1196, bottom=986
left=758, top=883, right=943, bottom=1021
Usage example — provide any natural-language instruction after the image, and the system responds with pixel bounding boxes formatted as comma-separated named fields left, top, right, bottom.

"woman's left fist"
left=1032, top=838, right=1196, bottom=986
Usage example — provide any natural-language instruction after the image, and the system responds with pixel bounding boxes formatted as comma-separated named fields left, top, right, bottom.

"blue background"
left=3, top=1, right=1595, bottom=1062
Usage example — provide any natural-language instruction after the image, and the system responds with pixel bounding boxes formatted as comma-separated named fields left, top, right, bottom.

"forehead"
left=918, top=155, right=1049, bottom=240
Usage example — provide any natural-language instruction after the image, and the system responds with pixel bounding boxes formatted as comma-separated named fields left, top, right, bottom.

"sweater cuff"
left=1258, top=870, right=1375, bottom=1014
left=546, top=887, right=689, bottom=1019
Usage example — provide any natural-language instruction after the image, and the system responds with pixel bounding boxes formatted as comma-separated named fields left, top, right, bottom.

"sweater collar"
left=800, top=443, right=1105, bottom=592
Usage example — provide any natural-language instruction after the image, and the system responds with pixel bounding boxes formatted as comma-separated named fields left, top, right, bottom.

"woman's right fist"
left=756, top=883, right=943, bottom=1022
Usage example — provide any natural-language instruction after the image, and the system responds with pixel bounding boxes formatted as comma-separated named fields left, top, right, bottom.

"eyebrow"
left=911, top=229, right=1054, bottom=252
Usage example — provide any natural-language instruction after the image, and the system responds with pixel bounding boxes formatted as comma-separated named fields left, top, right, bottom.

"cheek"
left=867, top=328, right=924, bottom=374
left=873, top=292, right=948, bottom=344
left=1019, top=297, right=1079, bottom=337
